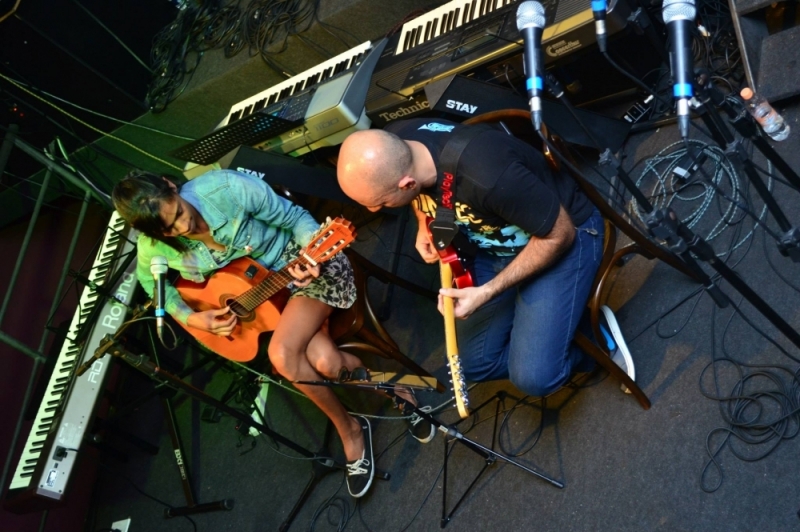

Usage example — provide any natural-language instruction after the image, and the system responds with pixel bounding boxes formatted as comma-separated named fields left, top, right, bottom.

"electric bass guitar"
left=174, top=217, right=356, bottom=362
left=427, top=216, right=471, bottom=418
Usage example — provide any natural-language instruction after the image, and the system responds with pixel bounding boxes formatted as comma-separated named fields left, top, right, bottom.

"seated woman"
left=111, top=169, right=433, bottom=498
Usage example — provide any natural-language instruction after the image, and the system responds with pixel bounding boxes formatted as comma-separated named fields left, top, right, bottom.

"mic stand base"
left=643, top=207, right=800, bottom=350
left=436, top=390, right=563, bottom=529
left=297, top=379, right=564, bottom=529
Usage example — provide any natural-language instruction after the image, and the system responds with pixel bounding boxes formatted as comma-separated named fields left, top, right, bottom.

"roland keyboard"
left=5, top=212, right=139, bottom=512
left=365, top=0, right=631, bottom=126
left=172, top=39, right=387, bottom=165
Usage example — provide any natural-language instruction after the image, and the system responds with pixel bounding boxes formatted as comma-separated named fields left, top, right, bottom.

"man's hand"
left=438, top=285, right=492, bottom=319
left=416, top=228, right=439, bottom=264
left=288, top=263, right=321, bottom=287
left=187, top=307, right=238, bottom=336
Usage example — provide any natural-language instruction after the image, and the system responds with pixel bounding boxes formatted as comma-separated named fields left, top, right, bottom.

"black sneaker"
left=346, top=415, right=374, bottom=498
left=406, top=404, right=436, bottom=443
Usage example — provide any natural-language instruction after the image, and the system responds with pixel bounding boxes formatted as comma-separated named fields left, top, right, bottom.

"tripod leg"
left=440, top=436, right=494, bottom=529
left=161, top=394, right=234, bottom=517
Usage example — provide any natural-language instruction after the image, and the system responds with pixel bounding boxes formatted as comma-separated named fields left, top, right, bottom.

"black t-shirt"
left=385, top=118, right=592, bottom=255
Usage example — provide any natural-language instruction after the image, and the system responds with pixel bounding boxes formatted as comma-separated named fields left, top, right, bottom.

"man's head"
left=337, top=129, right=420, bottom=211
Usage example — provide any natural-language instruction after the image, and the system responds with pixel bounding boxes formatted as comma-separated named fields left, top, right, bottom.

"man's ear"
left=398, top=175, right=417, bottom=191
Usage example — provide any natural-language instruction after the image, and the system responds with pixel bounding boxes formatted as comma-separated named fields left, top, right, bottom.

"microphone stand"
left=690, top=71, right=800, bottom=261
left=84, top=307, right=392, bottom=530
left=296, top=377, right=564, bottom=529
left=535, top=81, right=800, bottom=351
left=542, top=72, right=701, bottom=281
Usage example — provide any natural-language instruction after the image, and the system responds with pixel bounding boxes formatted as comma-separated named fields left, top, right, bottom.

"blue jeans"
left=457, top=209, right=604, bottom=396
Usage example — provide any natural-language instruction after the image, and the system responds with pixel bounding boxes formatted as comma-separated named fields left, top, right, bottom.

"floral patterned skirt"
left=279, top=240, right=356, bottom=309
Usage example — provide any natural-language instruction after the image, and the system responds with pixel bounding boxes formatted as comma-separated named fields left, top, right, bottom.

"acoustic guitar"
left=427, top=216, right=471, bottom=418
left=174, top=217, right=356, bottom=362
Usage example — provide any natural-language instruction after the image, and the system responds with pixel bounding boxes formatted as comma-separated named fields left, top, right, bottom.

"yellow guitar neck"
left=439, top=263, right=459, bottom=356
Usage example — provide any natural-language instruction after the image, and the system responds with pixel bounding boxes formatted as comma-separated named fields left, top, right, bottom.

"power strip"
left=110, top=518, right=131, bottom=532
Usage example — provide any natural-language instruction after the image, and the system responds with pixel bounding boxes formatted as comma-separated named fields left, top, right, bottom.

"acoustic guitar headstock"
left=303, top=217, right=357, bottom=265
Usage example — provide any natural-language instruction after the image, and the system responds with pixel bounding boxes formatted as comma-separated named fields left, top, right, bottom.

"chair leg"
left=573, top=331, right=651, bottom=410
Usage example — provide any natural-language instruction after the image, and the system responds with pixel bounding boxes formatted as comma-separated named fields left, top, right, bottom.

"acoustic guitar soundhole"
left=224, top=297, right=255, bottom=323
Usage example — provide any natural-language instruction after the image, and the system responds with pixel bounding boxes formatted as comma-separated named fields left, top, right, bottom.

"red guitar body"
left=175, top=257, right=290, bottom=362
left=426, top=216, right=474, bottom=289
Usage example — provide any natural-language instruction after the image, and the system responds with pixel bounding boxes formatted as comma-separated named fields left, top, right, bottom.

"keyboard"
left=395, top=0, right=516, bottom=56
left=365, top=0, right=631, bottom=126
left=219, top=41, right=373, bottom=128
left=172, top=39, right=387, bottom=164
left=5, top=211, right=139, bottom=511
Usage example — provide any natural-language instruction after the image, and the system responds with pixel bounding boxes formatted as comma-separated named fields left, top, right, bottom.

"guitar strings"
left=233, top=257, right=306, bottom=311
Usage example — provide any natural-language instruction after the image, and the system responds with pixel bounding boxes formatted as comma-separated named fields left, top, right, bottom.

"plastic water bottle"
left=740, top=87, right=790, bottom=141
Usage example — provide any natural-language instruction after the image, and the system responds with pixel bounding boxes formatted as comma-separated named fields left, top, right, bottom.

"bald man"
left=338, top=118, right=635, bottom=397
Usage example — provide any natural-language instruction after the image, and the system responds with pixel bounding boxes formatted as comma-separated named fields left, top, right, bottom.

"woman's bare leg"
left=269, top=297, right=363, bottom=461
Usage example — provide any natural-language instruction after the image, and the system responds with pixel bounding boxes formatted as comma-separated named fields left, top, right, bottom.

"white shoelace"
left=409, top=405, right=433, bottom=426
left=347, top=458, right=371, bottom=476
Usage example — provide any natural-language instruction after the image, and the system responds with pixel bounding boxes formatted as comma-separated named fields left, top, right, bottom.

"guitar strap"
left=429, top=123, right=495, bottom=251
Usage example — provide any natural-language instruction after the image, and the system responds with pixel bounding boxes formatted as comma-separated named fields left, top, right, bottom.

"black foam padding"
left=756, top=25, right=800, bottom=103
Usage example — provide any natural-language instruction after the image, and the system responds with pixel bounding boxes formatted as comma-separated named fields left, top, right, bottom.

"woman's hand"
left=187, top=307, right=238, bottom=336
left=288, top=263, right=321, bottom=287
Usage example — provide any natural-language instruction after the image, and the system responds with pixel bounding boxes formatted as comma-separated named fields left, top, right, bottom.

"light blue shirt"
left=135, top=170, right=319, bottom=324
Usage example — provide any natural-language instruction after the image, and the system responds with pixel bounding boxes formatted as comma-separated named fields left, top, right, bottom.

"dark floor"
left=34, top=1, right=800, bottom=531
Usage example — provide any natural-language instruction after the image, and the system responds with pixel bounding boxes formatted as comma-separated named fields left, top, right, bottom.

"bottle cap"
left=740, top=87, right=754, bottom=100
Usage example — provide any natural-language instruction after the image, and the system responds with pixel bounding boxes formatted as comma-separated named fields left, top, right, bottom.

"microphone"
left=663, top=0, right=696, bottom=138
left=592, top=0, right=608, bottom=53
left=150, top=256, right=168, bottom=339
left=516, top=1, right=546, bottom=132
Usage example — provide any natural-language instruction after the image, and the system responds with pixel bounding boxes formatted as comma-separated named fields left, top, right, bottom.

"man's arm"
left=440, top=205, right=575, bottom=319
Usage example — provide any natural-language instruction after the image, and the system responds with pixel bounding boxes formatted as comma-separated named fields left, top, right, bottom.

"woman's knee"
left=268, top=341, right=300, bottom=377
left=306, top=345, right=341, bottom=378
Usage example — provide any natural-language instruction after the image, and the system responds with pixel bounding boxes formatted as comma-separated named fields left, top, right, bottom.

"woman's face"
left=156, top=179, right=203, bottom=238
left=158, top=194, right=197, bottom=237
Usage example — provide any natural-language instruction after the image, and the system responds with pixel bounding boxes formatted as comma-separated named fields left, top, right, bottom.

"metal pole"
left=36, top=190, right=92, bottom=355
left=0, top=123, right=19, bottom=183
left=0, top=170, right=53, bottom=326
left=0, top=331, right=46, bottom=363
left=13, top=136, right=111, bottom=208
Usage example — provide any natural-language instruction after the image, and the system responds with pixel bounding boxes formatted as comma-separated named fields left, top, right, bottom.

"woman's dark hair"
left=112, top=171, right=188, bottom=252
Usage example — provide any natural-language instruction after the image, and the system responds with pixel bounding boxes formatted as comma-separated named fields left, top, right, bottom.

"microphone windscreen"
left=662, top=0, right=696, bottom=23
left=150, top=255, right=168, bottom=275
left=516, top=1, right=546, bottom=31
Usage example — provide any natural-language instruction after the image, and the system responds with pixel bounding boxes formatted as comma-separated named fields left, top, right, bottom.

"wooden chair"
left=329, top=249, right=446, bottom=393
left=463, top=109, right=651, bottom=409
